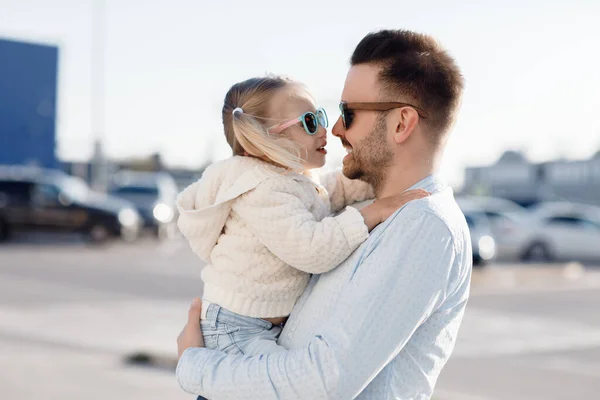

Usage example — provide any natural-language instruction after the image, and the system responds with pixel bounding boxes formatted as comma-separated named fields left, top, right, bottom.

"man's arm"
left=177, top=207, right=459, bottom=399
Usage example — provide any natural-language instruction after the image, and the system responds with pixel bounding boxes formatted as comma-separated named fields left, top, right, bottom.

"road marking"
left=526, top=356, right=600, bottom=379
left=434, top=389, right=492, bottom=400
left=453, top=308, right=600, bottom=359
left=471, top=282, right=600, bottom=297
left=0, top=272, right=140, bottom=300
left=0, top=300, right=188, bottom=356
left=470, top=266, right=600, bottom=297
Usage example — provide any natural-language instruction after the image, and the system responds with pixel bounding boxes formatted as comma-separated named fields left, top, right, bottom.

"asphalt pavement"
left=1, top=234, right=599, bottom=400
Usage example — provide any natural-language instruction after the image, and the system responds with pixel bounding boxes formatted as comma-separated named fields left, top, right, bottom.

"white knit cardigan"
left=177, top=156, right=374, bottom=318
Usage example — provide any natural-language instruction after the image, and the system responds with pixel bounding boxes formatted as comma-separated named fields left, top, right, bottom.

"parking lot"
left=1, top=236, right=599, bottom=400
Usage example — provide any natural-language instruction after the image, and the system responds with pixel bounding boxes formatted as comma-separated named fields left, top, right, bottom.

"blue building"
left=0, top=38, right=59, bottom=168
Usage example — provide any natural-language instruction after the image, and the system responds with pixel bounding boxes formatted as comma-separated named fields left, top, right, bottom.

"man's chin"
left=342, top=163, right=364, bottom=181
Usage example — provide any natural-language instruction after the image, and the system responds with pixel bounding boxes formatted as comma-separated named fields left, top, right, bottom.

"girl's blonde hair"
left=222, top=76, right=306, bottom=171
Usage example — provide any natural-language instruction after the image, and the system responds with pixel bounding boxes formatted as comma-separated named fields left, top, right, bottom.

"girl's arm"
left=318, top=169, right=374, bottom=213
left=234, top=176, right=370, bottom=274
left=235, top=176, right=427, bottom=275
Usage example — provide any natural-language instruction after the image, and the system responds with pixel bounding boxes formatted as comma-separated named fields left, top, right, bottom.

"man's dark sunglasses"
left=339, top=101, right=429, bottom=130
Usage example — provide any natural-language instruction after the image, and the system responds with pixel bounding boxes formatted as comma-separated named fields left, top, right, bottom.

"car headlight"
left=153, top=203, right=174, bottom=223
left=478, top=235, right=496, bottom=260
left=118, top=208, right=139, bottom=227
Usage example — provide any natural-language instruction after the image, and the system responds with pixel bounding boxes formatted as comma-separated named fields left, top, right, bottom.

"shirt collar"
left=406, top=174, right=447, bottom=194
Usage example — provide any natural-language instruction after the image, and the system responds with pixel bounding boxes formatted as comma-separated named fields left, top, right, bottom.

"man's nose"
left=331, top=116, right=344, bottom=138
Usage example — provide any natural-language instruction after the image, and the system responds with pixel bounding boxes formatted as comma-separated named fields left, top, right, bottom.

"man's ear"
left=392, top=108, right=420, bottom=144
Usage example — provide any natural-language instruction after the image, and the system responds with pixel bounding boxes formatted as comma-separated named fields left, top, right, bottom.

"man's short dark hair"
left=351, top=30, right=464, bottom=140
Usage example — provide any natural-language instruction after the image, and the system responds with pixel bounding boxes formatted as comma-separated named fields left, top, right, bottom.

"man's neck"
left=375, top=163, right=436, bottom=199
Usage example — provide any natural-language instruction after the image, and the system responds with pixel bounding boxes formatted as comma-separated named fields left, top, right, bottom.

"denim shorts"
left=200, top=302, right=286, bottom=357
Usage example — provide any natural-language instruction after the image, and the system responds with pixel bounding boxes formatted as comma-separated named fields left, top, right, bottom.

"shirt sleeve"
left=176, top=207, right=462, bottom=400
left=318, top=169, right=374, bottom=213
left=233, top=176, right=369, bottom=274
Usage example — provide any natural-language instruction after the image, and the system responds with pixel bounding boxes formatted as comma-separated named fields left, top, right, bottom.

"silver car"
left=521, top=202, right=600, bottom=262
left=463, top=210, right=497, bottom=267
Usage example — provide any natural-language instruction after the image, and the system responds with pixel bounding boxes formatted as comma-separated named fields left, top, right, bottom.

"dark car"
left=464, top=210, right=497, bottom=267
left=108, top=171, right=178, bottom=238
left=0, top=166, right=141, bottom=243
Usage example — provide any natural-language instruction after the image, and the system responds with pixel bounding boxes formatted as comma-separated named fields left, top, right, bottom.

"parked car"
left=520, top=202, right=600, bottom=262
left=0, top=166, right=141, bottom=243
left=108, top=171, right=178, bottom=238
left=463, top=210, right=497, bottom=267
left=457, top=196, right=532, bottom=261
left=457, top=195, right=527, bottom=214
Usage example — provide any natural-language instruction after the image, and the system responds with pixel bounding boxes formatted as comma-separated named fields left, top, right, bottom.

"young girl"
left=177, top=76, right=427, bottom=358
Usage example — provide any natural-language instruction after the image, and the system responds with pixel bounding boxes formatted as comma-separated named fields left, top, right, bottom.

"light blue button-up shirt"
left=177, top=174, right=472, bottom=399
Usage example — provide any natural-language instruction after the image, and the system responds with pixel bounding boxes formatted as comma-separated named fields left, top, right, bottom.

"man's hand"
left=177, top=298, right=205, bottom=359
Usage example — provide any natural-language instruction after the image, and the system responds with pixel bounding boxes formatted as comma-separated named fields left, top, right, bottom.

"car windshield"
left=56, top=176, right=91, bottom=202
left=110, top=185, right=160, bottom=208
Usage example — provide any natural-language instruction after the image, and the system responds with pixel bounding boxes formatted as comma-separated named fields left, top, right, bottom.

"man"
left=177, top=29, right=471, bottom=399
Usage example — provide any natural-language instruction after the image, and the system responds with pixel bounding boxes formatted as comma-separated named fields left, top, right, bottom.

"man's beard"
left=342, top=114, right=393, bottom=194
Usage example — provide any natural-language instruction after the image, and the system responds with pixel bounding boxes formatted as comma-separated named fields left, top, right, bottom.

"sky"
left=1, top=0, right=599, bottom=187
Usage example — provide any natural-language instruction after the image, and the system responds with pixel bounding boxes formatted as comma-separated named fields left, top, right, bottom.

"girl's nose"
left=315, top=125, right=327, bottom=138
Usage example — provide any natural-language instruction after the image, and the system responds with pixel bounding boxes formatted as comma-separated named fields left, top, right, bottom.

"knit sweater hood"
left=177, top=156, right=316, bottom=263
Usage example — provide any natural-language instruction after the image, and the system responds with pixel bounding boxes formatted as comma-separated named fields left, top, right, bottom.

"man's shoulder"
left=364, top=187, right=471, bottom=292
left=371, top=187, right=470, bottom=253
left=399, top=187, right=466, bottom=232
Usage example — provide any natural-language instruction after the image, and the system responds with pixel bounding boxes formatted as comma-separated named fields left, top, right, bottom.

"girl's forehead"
left=269, top=84, right=316, bottom=119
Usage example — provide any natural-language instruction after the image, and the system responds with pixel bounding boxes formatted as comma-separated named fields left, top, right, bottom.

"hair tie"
left=232, top=107, right=243, bottom=116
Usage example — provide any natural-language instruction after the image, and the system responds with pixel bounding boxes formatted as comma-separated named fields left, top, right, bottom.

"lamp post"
left=91, top=0, right=107, bottom=190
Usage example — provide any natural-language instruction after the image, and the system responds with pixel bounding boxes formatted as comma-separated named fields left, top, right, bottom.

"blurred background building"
left=0, top=37, right=202, bottom=190
left=464, top=150, right=600, bottom=207
left=0, top=38, right=58, bottom=169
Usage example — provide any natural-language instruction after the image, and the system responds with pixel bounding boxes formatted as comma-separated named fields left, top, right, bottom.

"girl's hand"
left=360, top=189, right=430, bottom=231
